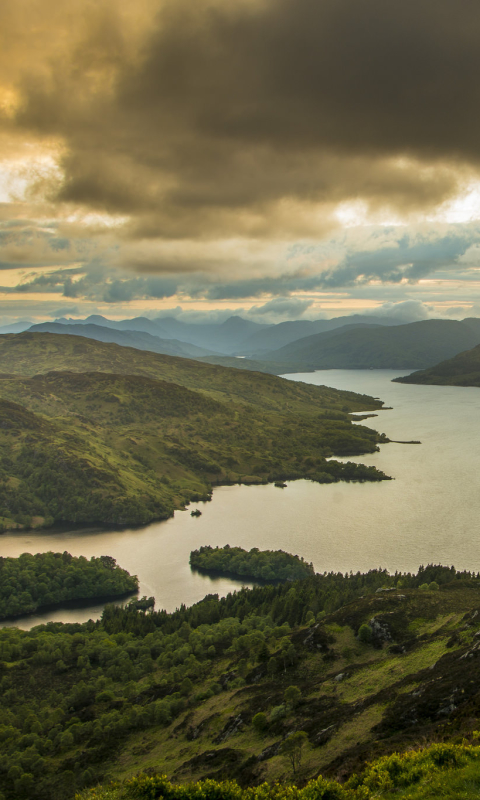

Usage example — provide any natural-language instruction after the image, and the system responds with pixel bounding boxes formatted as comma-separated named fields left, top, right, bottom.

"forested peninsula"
left=394, top=342, right=480, bottom=386
left=190, top=545, right=315, bottom=581
left=0, top=552, right=138, bottom=619
left=0, top=332, right=390, bottom=530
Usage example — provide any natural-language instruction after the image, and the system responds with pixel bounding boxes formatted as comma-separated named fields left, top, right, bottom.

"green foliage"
left=280, top=731, right=308, bottom=774
left=0, top=552, right=138, bottom=620
left=284, top=685, right=301, bottom=708
left=190, top=546, right=314, bottom=582
left=2, top=562, right=480, bottom=800
left=358, top=624, right=373, bottom=644
left=252, top=712, right=268, bottom=733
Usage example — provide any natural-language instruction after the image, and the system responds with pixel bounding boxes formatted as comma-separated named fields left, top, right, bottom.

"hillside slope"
left=4, top=564, right=480, bottom=799
left=0, top=335, right=389, bottom=529
left=0, top=332, right=380, bottom=413
left=267, top=319, right=480, bottom=369
left=393, top=343, right=480, bottom=386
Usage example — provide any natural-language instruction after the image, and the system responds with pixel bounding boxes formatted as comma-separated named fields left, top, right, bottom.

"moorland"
left=0, top=332, right=389, bottom=531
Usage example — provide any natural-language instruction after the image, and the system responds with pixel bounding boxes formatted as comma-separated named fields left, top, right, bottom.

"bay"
left=2, top=368, right=480, bottom=629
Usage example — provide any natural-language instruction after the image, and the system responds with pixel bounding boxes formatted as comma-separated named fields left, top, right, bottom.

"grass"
left=336, top=639, right=450, bottom=703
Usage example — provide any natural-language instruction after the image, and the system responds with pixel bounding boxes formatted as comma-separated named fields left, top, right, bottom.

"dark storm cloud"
left=10, top=0, right=480, bottom=237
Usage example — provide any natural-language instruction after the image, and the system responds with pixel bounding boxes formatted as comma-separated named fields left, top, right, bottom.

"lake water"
left=3, top=369, right=480, bottom=629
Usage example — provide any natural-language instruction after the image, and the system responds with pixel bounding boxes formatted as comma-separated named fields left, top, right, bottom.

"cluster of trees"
left=0, top=552, right=138, bottom=619
left=190, top=545, right=315, bottom=581
left=0, top=603, right=294, bottom=799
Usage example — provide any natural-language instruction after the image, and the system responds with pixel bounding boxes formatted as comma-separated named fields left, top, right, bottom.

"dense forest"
left=2, top=563, right=480, bottom=799
left=0, top=552, right=138, bottom=619
left=0, top=334, right=390, bottom=530
left=190, top=545, right=315, bottom=581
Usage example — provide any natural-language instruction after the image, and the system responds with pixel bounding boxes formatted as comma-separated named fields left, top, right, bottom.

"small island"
left=0, top=551, right=138, bottom=620
left=190, top=544, right=315, bottom=582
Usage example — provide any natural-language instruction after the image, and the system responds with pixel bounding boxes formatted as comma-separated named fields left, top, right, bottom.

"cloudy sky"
left=2, top=0, right=480, bottom=324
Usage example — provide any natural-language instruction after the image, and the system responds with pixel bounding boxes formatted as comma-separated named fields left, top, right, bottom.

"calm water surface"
left=3, top=369, right=480, bottom=628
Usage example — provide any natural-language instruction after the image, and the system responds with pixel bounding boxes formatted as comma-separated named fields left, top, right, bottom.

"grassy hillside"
left=394, top=343, right=480, bottom=386
left=0, top=334, right=389, bottom=529
left=267, top=319, right=480, bottom=369
left=0, top=332, right=375, bottom=412
left=4, top=564, right=480, bottom=799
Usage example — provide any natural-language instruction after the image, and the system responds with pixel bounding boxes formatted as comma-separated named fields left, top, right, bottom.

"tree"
left=284, top=685, right=301, bottom=708
left=252, top=712, right=268, bottom=733
left=358, top=624, right=373, bottom=644
left=280, top=731, right=308, bottom=774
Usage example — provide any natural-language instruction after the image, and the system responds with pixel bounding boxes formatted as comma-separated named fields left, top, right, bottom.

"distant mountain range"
left=50, top=314, right=270, bottom=355
left=4, top=312, right=480, bottom=372
left=238, top=313, right=413, bottom=355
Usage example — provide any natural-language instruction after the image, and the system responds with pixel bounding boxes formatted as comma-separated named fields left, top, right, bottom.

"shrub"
left=252, top=712, right=268, bottom=733
left=270, top=704, right=286, bottom=722
left=358, top=624, right=373, bottom=644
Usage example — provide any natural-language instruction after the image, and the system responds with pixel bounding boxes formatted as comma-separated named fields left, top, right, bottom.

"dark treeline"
left=189, top=545, right=315, bottom=582
left=101, top=563, right=479, bottom=638
left=0, top=552, right=138, bottom=619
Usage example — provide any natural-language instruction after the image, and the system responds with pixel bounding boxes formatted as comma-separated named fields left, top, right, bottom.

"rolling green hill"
left=267, top=319, right=480, bottom=369
left=0, top=332, right=369, bottom=412
left=0, top=334, right=389, bottom=529
left=393, top=343, right=480, bottom=386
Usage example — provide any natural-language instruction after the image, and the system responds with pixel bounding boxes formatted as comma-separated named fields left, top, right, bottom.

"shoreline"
left=0, top=589, right=138, bottom=626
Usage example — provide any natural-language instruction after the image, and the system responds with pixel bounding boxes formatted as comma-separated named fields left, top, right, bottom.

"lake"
left=3, top=368, right=480, bottom=628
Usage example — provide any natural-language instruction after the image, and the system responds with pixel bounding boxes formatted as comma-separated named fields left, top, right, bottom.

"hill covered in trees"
left=3, top=563, right=480, bottom=799
left=0, top=333, right=389, bottom=530
left=394, top=342, right=480, bottom=386
left=190, top=545, right=315, bottom=581
left=0, top=552, right=138, bottom=619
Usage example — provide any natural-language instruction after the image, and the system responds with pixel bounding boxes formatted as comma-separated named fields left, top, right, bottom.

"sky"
left=2, top=0, right=480, bottom=325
